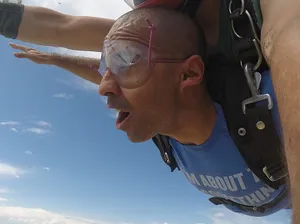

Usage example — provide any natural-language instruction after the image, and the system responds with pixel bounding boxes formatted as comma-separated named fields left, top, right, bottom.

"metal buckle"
left=164, top=152, right=170, bottom=164
left=231, top=10, right=263, bottom=70
left=229, top=0, right=263, bottom=71
left=242, top=63, right=273, bottom=114
left=263, top=165, right=288, bottom=182
left=229, top=0, right=245, bottom=16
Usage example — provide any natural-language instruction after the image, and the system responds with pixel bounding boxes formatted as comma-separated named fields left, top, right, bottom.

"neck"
left=167, top=96, right=217, bottom=145
left=195, top=0, right=220, bottom=46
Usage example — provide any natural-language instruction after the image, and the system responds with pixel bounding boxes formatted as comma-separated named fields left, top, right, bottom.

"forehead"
left=106, top=17, right=152, bottom=43
left=105, top=15, right=189, bottom=59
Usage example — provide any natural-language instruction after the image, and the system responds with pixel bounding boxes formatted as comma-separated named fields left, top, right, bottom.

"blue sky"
left=0, top=0, right=291, bottom=223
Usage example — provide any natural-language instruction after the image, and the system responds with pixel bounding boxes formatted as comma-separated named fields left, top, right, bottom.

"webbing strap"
left=152, top=135, right=177, bottom=172
left=231, top=103, right=287, bottom=189
left=209, top=187, right=289, bottom=213
left=228, top=0, right=267, bottom=67
left=223, top=0, right=287, bottom=189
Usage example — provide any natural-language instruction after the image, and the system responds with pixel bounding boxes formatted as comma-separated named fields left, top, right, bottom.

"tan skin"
left=98, top=49, right=213, bottom=144
left=260, top=0, right=300, bottom=62
left=9, top=43, right=101, bottom=84
left=260, top=1, right=300, bottom=223
left=17, top=6, right=114, bottom=51
left=99, top=10, right=215, bottom=144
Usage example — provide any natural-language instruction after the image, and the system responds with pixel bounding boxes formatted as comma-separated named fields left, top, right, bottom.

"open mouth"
left=116, top=111, right=131, bottom=127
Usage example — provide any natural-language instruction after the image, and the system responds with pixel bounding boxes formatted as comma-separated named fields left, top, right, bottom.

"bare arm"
left=10, top=43, right=101, bottom=85
left=17, top=5, right=114, bottom=51
left=260, top=0, right=300, bottom=221
left=50, top=54, right=102, bottom=85
left=269, top=23, right=300, bottom=222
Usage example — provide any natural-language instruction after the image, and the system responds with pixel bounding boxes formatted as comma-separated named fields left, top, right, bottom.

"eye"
left=130, top=53, right=141, bottom=65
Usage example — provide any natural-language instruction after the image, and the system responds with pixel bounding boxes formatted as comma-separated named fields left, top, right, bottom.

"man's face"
left=97, top=15, right=205, bottom=143
left=99, top=51, right=181, bottom=142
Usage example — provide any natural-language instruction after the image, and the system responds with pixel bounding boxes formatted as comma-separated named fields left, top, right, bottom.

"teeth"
left=114, top=110, right=120, bottom=119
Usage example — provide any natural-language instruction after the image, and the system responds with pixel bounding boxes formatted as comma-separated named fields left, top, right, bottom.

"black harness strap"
left=224, top=0, right=288, bottom=189
left=152, top=135, right=177, bottom=172
left=206, top=59, right=287, bottom=190
left=209, top=187, right=289, bottom=213
left=245, top=104, right=287, bottom=184
left=229, top=0, right=267, bottom=68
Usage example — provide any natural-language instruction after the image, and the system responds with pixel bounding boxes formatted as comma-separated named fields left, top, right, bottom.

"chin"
left=126, top=132, right=155, bottom=143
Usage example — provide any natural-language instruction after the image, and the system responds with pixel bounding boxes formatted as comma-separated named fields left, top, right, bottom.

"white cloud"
left=1, top=122, right=20, bottom=132
left=0, top=206, right=113, bottom=224
left=24, top=151, right=33, bottom=155
left=56, top=78, right=98, bottom=92
left=0, top=198, right=8, bottom=202
left=100, top=96, right=118, bottom=119
left=2, top=120, right=53, bottom=134
left=108, top=109, right=118, bottom=120
left=10, top=128, right=18, bottom=132
left=213, top=212, right=224, bottom=218
left=199, top=207, right=290, bottom=224
left=23, top=0, right=131, bottom=20
left=43, top=167, right=50, bottom=171
left=0, top=121, right=20, bottom=126
left=80, top=80, right=99, bottom=91
left=36, top=121, right=52, bottom=128
left=0, top=163, right=26, bottom=178
left=0, top=188, right=11, bottom=194
left=25, top=128, right=50, bottom=135
left=150, top=222, right=172, bottom=224
left=53, top=93, right=73, bottom=100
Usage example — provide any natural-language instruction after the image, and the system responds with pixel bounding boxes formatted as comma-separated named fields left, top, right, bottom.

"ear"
left=179, top=55, right=205, bottom=91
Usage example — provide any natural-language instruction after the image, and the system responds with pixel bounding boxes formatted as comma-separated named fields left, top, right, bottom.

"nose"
left=98, top=70, right=122, bottom=96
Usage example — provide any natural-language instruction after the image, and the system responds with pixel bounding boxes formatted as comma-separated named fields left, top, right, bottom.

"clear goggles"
left=99, top=39, right=154, bottom=89
left=98, top=19, right=187, bottom=89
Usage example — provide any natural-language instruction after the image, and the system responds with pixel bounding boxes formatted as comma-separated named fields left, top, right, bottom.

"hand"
left=9, top=43, right=52, bottom=65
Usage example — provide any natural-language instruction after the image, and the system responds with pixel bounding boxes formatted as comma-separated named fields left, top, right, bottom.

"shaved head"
left=106, top=7, right=206, bottom=60
left=99, top=7, right=210, bottom=143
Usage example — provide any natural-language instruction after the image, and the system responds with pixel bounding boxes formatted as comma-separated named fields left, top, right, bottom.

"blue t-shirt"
left=169, top=71, right=291, bottom=216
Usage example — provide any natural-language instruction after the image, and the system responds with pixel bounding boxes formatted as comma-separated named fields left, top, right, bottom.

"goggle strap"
left=146, top=19, right=155, bottom=67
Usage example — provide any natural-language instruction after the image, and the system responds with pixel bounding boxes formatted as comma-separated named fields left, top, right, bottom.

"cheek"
left=122, top=66, right=179, bottom=115
left=123, top=80, right=176, bottom=116
left=123, top=85, right=161, bottom=110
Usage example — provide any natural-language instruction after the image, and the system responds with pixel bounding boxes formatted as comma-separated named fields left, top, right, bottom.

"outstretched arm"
left=260, top=0, right=300, bottom=221
left=10, top=43, right=101, bottom=85
left=1, top=3, right=114, bottom=51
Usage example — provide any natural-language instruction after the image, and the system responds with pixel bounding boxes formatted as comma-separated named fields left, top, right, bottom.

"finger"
left=14, top=52, right=40, bottom=63
left=14, top=52, right=29, bottom=58
left=9, top=43, right=31, bottom=52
